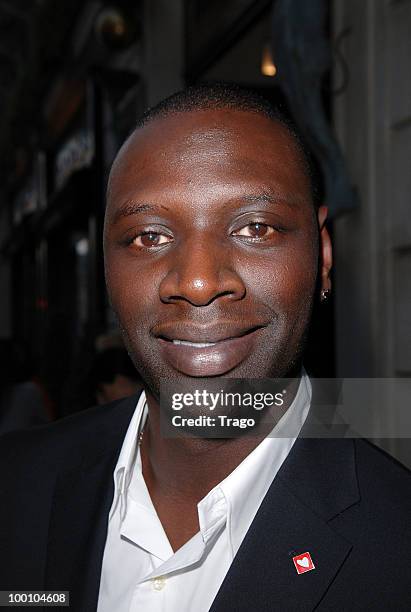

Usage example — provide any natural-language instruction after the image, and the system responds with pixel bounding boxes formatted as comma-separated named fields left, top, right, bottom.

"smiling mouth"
left=156, top=325, right=265, bottom=346
left=155, top=325, right=267, bottom=376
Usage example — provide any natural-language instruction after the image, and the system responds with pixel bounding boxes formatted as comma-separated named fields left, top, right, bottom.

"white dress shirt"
left=97, top=373, right=311, bottom=612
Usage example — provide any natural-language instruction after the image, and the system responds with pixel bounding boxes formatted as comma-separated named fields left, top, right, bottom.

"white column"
left=332, top=0, right=411, bottom=466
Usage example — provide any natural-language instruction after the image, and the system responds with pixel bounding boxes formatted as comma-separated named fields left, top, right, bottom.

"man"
left=1, top=84, right=410, bottom=611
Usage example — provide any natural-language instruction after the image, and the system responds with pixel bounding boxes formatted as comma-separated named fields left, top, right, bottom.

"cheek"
left=105, top=256, right=154, bottom=329
left=240, top=241, right=318, bottom=311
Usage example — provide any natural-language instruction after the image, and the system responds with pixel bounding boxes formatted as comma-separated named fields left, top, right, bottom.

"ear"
left=317, top=205, right=332, bottom=297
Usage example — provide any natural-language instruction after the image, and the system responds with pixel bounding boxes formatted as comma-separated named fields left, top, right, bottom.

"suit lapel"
left=43, top=385, right=359, bottom=611
left=210, top=437, right=360, bottom=612
left=44, top=397, right=137, bottom=612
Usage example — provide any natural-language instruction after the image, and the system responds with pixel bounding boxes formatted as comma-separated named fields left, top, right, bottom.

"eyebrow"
left=111, top=202, right=160, bottom=224
left=110, top=190, right=303, bottom=224
left=241, top=192, right=299, bottom=207
left=232, top=191, right=307, bottom=212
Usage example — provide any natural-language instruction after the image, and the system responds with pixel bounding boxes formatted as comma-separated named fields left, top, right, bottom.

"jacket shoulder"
left=354, top=438, right=411, bottom=504
left=0, top=394, right=138, bottom=475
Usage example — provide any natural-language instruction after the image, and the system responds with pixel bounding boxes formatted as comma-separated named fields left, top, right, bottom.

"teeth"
left=172, top=340, right=217, bottom=348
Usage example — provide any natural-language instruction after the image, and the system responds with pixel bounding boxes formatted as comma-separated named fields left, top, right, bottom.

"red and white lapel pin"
left=292, top=552, right=315, bottom=574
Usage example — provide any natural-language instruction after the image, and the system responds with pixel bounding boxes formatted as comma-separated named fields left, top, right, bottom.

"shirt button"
left=152, top=576, right=166, bottom=591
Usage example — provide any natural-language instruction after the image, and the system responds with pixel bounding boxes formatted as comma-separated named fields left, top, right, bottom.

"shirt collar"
left=110, top=389, right=148, bottom=521
left=212, top=371, right=311, bottom=558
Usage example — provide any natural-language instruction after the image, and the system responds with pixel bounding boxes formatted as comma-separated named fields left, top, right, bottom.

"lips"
left=152, top=322, right=267, bottom=376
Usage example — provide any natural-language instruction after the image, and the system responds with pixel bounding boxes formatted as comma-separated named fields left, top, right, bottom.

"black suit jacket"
left=0, top=394, right=410, bottom=611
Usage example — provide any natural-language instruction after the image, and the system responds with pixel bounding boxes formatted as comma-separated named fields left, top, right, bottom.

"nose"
left=159, top=236, right=246, bottom=306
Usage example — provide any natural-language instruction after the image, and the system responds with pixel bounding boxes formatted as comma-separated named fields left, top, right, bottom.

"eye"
left=132, top=231, right=173, bottom=248
left=232, top=222, right=275, bottom=239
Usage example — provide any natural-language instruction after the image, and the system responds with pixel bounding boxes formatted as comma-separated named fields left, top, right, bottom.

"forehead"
left=107, top=109, right=311, bottom=212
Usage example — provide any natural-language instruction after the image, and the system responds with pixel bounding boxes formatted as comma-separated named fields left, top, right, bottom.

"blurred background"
left=0, top=0, right=410, bottom=462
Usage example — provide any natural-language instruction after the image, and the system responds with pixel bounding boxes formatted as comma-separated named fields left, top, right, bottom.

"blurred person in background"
left=91, top=346, right=143, bottom=405
left=0, top=339, right=52, bottom=435
left=61, top=339, right=144, bottom=416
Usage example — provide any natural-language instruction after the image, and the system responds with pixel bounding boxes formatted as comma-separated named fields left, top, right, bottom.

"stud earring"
left=320, top=288, right=331, bottom=303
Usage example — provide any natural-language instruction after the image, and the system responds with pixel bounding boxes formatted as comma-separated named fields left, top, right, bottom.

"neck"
left=140, top=376, right=300, bottom=504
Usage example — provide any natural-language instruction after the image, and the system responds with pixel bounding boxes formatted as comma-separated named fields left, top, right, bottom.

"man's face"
left=104, top=109, right=330, bottom=396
